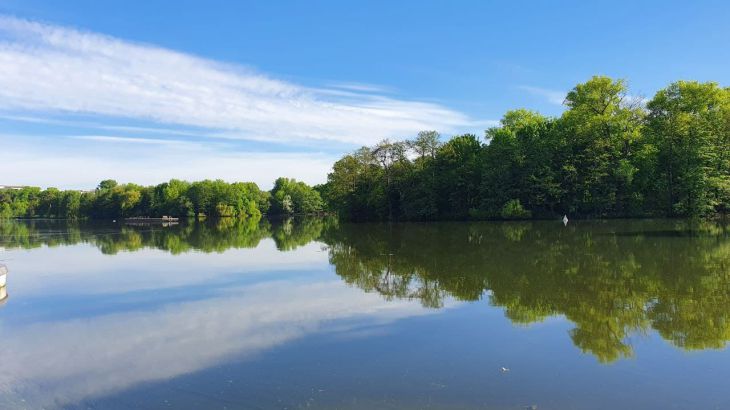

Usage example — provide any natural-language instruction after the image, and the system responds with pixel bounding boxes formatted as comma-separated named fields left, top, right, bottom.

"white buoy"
left=562, top=215, right=569, bottom=226
left=0, top=264, right=7, bottom=305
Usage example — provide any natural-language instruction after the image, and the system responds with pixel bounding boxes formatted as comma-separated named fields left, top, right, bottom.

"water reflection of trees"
left=2, top=218, right=729, bottom=362
left=0, top=217, right=334, bottom=255
left=321, top=220, right=730, bottom=363
left=270, top=217, right=333, bottom=251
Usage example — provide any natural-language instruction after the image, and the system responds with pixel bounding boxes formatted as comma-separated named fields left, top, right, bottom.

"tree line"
left=0, top=177, right=324, bottom=219
left=3, top=76, right=727, bottom=221
left=319, top=76, right=730, bottom=220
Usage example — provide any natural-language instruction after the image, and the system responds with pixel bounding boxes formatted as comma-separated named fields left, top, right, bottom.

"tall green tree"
left=559, top=76, right=645, bottom=216
left=645, top=81, right=730, bottom=216
left=435, top=134, right=483, bottom=217
left=372, top=139, right=408, bottom=219
left=270, top=177, right=324, bottom=215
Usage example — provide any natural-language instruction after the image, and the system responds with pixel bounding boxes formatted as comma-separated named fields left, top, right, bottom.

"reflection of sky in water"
left=0, top=226, right=729, bottom=409
left=0, top=241, right=443, bottom=408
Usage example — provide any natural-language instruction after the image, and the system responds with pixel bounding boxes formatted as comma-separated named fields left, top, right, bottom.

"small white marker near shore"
left=0, top=264, right=7, bottom=287
left=0, top=263, right=8, bottom=305
left=562, top=215, right=569, bottom=226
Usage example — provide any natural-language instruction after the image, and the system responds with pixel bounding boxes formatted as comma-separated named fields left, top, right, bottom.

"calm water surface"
left=0, top=218, right=729, bottom=409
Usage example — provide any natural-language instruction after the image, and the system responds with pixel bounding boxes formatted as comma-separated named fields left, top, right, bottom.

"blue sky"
left=1, top=0, right=728, bottom=189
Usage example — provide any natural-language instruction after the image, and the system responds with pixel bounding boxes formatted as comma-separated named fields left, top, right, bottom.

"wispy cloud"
left=0, top=16, right=479, bottom=146
left=0, top=113, right=209, bottom=137
left=72, top=135, right=193, bottom=146
left=518, top=85, right=566, bottom=106
left=327, top=81, right=396, bottom=94
left=0, top=133, right=337, bottom=189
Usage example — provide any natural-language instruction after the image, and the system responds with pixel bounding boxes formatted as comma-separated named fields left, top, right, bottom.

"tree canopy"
left=0, top=178, right=323, bottom=219
left=3, top=76, right=728, bottom=221
left=320, top=76, right=730, bottom=220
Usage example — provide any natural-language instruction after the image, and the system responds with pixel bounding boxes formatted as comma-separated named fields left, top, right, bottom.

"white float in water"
left=562, top=215, right=569, bottom=226
left=0, top=263, right=7, bottom=305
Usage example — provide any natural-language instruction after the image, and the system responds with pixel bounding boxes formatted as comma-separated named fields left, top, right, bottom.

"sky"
left=0, top=0, right=728, bottom=190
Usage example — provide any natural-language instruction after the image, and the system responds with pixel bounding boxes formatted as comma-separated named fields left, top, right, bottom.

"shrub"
left=500, top=199, right=532, bottom=219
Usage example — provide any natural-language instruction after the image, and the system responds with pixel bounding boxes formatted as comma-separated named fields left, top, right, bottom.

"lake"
left=0, top=218, right=729, bottom=409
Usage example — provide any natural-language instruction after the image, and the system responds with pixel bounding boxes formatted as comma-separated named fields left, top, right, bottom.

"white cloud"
left=327, top=81, right=396, bottom=93
left=0, top=16, right=479, bottom=146
left=0, top=113, right=210, bottom=137
left=72, top=135, right=194, bottom=146
left=518, top=85, right=566, bottom=105
left=0, top=133, right=336, bottom=189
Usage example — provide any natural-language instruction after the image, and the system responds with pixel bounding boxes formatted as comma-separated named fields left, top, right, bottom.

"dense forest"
left=319, top=76, right=730, bottom=220
left=2, top=76, right=728, bottom=221
left=0, top=177, right=324, bottom=219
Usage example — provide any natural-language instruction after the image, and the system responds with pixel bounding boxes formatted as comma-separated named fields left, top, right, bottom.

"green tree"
left=372, top=139, right=408, bottom=219
left=559, top=76, right=645, bottom=216
left=97, top=179, right=118, bottom=191
left=645, top=81, right=730, bottom=216
left=435, top=134, right=483, bottom=218
left=270, top=177, right=324, bottom=215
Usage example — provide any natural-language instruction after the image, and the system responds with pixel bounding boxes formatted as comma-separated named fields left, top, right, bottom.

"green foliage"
left=0, top=178, right=275, bottom=220
left=0, top=216, right=337, bottom=256
left=97, top=179, right=118, bottom=190
left=321, top=76, right=729, bottom=220
left=3, top=217, right=730, bottom=363
left=645, top=81, right=730, bottom=217
left=480, top=109, right=561, bottom=217
left=500, top=199, right=532, bottom=219
left=560, top=76, right=646, bottom=216
left=270, top=216, right=334, bottom=250
left=2, top=77, right=727, bottom=222
left=270, top=177, right=324, bottom=215
left=215, top=203, right=236, bottom=217
left=319, top=220, right=730, bottom=362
